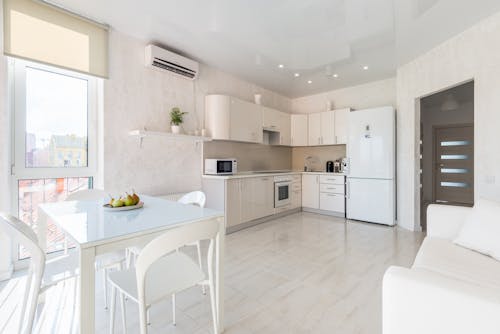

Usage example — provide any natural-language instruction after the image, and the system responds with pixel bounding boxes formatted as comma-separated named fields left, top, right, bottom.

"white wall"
left=421, top=101, right=474, bottom=201
left=291, top=78, right=396, bottom=114
left=397, top=11, right=500, bottom=230
left=103, top=30, right=292, bottom=195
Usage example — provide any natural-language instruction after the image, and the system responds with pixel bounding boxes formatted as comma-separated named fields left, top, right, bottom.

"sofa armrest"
left=426, top=204, right=471, bottom=240
left=383, top=266, right=500, bottom=334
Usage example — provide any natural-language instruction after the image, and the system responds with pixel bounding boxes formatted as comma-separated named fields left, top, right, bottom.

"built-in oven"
left=274, top=175, right=292, bottom=208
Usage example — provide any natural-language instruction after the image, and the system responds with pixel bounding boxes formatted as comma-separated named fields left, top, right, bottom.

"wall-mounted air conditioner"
left=145, top=44, right=199, bottom=80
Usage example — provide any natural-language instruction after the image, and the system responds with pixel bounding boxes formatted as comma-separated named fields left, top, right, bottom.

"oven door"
left=274, top=181, right=291, bottom=207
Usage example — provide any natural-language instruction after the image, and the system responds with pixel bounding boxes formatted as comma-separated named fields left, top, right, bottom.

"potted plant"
left=170, top=107, right=187, bottom=134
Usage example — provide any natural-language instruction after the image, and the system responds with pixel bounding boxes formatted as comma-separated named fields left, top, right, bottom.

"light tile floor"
left=1, top=212, right=425, bottom=334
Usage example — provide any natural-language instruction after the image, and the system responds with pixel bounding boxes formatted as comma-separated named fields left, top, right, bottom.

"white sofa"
left=383, top=204, right=500, bottom=334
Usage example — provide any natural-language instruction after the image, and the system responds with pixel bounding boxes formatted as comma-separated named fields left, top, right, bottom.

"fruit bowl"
left=103, top=201, right=144, bottom=211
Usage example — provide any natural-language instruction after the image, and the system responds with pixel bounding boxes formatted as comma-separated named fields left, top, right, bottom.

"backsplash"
left=203, top=141, right=292, bottom=172
left=292, top=145, right=346, bottom=172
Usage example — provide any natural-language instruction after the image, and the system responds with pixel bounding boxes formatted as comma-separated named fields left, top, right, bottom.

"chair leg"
left=172, top=294, right=176, bottom=326
left=208, top=282, right=218, bottom=334
left=196, top=241, right=206, bottom=295
left=146, top=308, right=151, bottom=325
left=103, top=268, right=108, bottom=309
left=109, top=286, right=116, bottom=334
left=120, top=292, right=127, bottom=333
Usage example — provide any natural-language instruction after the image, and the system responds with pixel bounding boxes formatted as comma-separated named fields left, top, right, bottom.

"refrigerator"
left=346, top=106, right=395, bottom=226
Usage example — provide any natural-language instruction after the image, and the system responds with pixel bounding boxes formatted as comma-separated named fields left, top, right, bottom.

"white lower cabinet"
left=302, top=173, right=345, bottom=215
left=225, top=179, right=242, bottom=227
left=240, top=177, right=274, bottom=223
left=319, top=193, right=344, bottom=212
left=302, top=174, right=320, bottom=209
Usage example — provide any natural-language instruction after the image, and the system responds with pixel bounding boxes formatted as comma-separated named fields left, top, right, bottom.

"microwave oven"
left=204, top=158, right=237, bottom=175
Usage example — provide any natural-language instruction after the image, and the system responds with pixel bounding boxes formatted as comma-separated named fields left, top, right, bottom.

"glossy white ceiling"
left=50, top=0, right=500, bottom=97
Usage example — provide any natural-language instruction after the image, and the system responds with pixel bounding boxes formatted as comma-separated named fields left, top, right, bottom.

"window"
left=11, top=59, right=98, bottom=260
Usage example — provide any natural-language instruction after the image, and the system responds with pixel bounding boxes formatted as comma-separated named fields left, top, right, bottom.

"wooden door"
left=433, top=125, right=474, bottom=206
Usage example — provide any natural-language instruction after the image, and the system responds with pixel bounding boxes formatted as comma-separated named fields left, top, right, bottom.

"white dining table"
left=38, top=195, right=225, bottom=333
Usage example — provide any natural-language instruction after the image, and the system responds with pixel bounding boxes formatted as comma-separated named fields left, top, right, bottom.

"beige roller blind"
left=3, top=0, right=108, bottom=78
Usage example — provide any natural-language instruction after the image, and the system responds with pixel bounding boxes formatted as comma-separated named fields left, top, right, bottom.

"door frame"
left=431, top=123, right=474, bottom=205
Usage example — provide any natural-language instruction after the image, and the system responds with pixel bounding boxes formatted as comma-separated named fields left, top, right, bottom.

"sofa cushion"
left=454, top=199, right=500, bottom=260
left=413, top=237, right=500, bottom=291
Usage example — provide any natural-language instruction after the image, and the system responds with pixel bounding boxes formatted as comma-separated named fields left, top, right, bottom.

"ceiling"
left=50, top=0, right=500, bottom=97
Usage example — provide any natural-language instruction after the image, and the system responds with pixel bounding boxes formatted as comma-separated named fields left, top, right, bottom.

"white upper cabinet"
left=307, top=108, right=351, bottom=146
left=291, top=114, right=308, bottom=146
left=205, top=95, right=263, bottom=143
left=262, top=106, right=291, bottom=146
left=320, top=110, right=336, bottom=145
left=334, top=108, right=351, bottom=144
left=308, top=113, right=321, bottom=146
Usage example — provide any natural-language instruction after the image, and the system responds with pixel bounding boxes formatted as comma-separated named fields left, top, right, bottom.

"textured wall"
left=103, top=30, right=292, bottom=195
left=292, top=78, right=396, bottom=114
left=203, top=141, right=291, bottom=172
left=397, top=11, right=500, bottom=230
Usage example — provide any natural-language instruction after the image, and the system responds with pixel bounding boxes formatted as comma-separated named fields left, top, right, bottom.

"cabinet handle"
left=327, top=193, right=336, bottom=197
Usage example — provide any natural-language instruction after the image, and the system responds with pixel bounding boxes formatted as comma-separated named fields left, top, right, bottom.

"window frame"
left=9, top=58, right=98, bottom=266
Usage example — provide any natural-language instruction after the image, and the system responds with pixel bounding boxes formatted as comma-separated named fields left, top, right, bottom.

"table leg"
left=37, top=210, right=47, bottom=250
left=216, top=219, right=225, bottom=333
left=79, top=247, right=96, bottom=333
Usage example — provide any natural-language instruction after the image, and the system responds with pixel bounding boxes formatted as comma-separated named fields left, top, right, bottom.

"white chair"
left=0, top=213, right=79, bottom=334
left=108, top=216, right=222, bottom=334
left=126, top=191, right=207, bottom=279
left=65, top=189, right=126, bottom=309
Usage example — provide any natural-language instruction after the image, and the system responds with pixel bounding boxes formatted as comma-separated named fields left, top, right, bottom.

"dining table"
left=38, top=195, right=225, bottom=333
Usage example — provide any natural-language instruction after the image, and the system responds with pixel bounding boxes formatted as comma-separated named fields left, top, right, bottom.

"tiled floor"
left=1, top=212, right=425, bottom=333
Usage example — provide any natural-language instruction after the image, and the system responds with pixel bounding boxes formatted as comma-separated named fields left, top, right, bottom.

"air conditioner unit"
left=145, top=44, right=199, bottom=80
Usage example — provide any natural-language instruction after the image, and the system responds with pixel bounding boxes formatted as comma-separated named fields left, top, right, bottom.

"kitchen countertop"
left=202, top=171, right=345, bottom=180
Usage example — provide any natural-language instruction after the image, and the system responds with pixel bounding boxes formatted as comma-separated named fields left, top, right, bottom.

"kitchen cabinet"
left=225, top=179, right=242, bottom=227
left=320, top=110, right=336, bottom=145
left=291, top=114, right=308, bottom=146
left=205, top=94, right=263, bottom=143
left=263, top=106, right=291, bottom=146
left=334, top=108, right=350, bottom=144
left=308, top=111, right=336, bottom=145
left=302, top=174, right=320, bottom=209
left=308, top=113, right=321, bottom=146
left=291, top=175, right=302, bottom=209
left=319, top=174, right=345, bottom=214
left=241, top=176, right=274, bottom=223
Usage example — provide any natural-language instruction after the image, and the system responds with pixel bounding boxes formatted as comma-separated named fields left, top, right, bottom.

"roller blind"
left=3, top=0, right=108, bottom=78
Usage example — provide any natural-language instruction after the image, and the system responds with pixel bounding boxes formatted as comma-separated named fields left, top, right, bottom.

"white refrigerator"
left=346, top=106, right=395, bottom=226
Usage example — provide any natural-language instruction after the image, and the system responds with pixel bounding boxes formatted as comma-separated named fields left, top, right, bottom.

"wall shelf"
left=129, top=129, right=212, bottom=147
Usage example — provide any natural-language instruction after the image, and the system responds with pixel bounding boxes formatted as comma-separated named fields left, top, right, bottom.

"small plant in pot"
left=170, top=107, right=187, bottom=134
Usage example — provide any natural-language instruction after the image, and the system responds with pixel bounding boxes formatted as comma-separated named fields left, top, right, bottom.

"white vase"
left=254, top=94, right=262, bottom=105
left=171, top=125, right=181, bottom=134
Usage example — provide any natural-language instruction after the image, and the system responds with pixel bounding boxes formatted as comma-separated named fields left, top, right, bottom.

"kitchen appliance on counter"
left=274, top=175, right=292, bottom=207
left=334, top=160, right=342, bottom=173
left=326, top=161, right=334, bottom=173
left=346, top=106, right=395, bottom=226
left=204, top=158, right=237, bottom=175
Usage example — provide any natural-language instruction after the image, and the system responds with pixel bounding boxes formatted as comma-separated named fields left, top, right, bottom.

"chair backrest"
left=65, top=188, right=108, bottom=201
left=0, top=213, right=45, bottom=334
left=177, top=191, right=206, bottom=208
left=135, top=216, right=222, bottom=302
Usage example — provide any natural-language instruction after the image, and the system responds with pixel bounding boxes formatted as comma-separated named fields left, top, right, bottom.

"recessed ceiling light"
left=278, top=64, right=284, bottom=68
left=333, top=74, right=338, bottom=78
left=307, top=80, right=312, bottom=84
left=294, top=73, right=300, bottom=77
left=363, top=65, right=369, bottom=70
